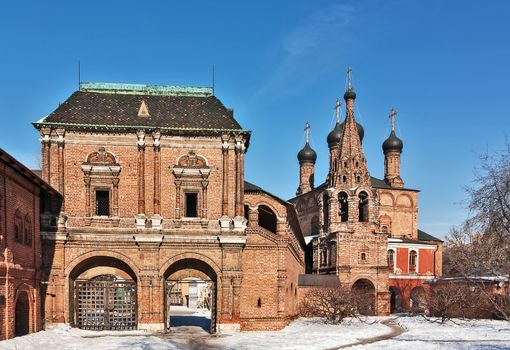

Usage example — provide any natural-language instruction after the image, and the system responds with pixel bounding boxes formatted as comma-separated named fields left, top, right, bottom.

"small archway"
left=358, top=192, right=369, bottom=222
left=164, top=258, right=217, bottom=334
left=410, top=286, right=426, bottom=313
left=352, top=279, right=376, bottom=315
left=15, top=291, right=30, bottom=336
left=389, top=286, right=402, bottom=313
left=338, top=192, right=348, bottom=222
left=69, top=256, right=138, bottom=330
left=258, top=205, right=277, bottom=233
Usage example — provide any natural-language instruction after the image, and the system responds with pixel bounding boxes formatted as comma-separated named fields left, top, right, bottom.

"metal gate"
left=75, top=275, right=137, bottom=330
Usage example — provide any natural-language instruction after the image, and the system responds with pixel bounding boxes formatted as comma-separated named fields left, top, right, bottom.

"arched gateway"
left=69, top=256, right=138, bottom=330
left=163, top=258, right=217, bottom=333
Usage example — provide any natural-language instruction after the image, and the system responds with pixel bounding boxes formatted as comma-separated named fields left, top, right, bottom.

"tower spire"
left=390, top=107, right=397, bottom=132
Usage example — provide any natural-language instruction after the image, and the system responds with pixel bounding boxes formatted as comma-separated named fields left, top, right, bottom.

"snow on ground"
left=0, top=325, right=178, bottom=350
left=352, top=315, right=510, bottom=350
left=1, top=315, right=510, bottom=350
left=207, top=317, right=390, bottom=350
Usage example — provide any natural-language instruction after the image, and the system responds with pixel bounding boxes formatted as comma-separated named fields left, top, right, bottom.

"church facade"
left=33, top=82, right=304, bottom=332
left=290, top=72, right=442, bottom=315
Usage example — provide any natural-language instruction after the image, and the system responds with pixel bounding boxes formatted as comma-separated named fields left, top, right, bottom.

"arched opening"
left=389, top=286, right=402, bottom=313
left=352, top=279, right=376, bottom=315
left=322, top=192, right=329, bottom=229
left=409, top=250, right=417, bottom=273
left=15, top=291, right=30, bottom=336
left=69, top=256, right=137, bottom=330
left=410, top=286, right=426, bottom=313
left=258, top=205, right=277, bottom=233
left=244, top=205, right=250, bottom=223
left=164, top=258, right=217, bottom=334
left=387, top=249, right=395, bottom=272
left=338, top=192, right=348, bottom=222
left=358, top=191, right=369, bottom=222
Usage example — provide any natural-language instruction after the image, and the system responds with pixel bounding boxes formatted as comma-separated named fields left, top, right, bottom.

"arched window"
left=409, top=250, right=417, bottom=272
left=381, top=226, right=388, bottom=234
left=387, top=249, right=395, bottom=271
left=342, top=176, right=347, bottom=183
left=14, top=209, right=23, bottom=243
left=311, top=215, right=319, bottom=233
left=24, top=215, right=32, bottom=246
left=322, top=192, right=329, bottom=229
left=358, top=192, right=369, bottom=222
left=338, top=192, right=349, bottom=222
left=360, top=252, right=366, bottom=261
left=258, top=205, right=277, bottom=234
left=356, top=175, right=361, bottom=183
left=244, top=205, right=250, bottom=223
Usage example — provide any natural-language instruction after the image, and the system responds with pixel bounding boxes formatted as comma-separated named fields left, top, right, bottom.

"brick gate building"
left=0, top=148, right=60, bottom=340
left=33, top=82, right=305, bottom=332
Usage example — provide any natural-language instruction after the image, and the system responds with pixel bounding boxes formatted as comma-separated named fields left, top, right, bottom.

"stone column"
left=219, top=136, right=230, bottom=230
left=136, top=130, right=146, bottom=228
left=201, top=181, right=208, bottom=219
left=152, top=131, right=162, bottom=228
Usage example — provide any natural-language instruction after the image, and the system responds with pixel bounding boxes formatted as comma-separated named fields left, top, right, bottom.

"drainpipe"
left=4, top=251, right=9, bottom=338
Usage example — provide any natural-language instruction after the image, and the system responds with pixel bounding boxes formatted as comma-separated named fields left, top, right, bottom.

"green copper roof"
left=79, top=82, right=213, bottom=96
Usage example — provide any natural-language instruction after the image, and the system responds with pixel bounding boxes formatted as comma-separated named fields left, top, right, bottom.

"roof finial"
left=305, top=121, right=310, bottom=143
left=347, top=67, right=353, bottom=89
left=335, top=98, right=341, bottom=123
left=390, top=107, right=397, bottom=132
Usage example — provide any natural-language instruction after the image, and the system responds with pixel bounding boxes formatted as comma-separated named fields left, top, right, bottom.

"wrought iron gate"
left=75, top=275, right=137, bottom=330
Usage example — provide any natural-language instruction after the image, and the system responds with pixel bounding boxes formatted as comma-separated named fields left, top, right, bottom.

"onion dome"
left=382, top=130, right=403, bottom=154
left=297, top=142, right=317, bottom=164
left=327, top=122, right=343, bottom=147
left=327, top=121, right=365, bottom=147
left=344, top=87, right=356, bottom=100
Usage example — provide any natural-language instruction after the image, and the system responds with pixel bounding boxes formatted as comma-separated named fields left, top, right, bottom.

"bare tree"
left=444, top=141, right=510, bottom=320
left=299, top=287, right=359, bottom=323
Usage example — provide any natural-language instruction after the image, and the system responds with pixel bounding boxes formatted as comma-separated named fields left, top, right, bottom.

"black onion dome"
left=327, top=122, right=343, bottom=147
left=344, top=87, right=356, bottom=100
left=327, top=121, right=364, bottom=147
left=297, top=142, right=317, bottom=163
left=382, top=130, right=403, bottom=154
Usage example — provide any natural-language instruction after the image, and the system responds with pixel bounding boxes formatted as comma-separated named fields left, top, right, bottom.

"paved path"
left=328, top=317, right=405, bottom=349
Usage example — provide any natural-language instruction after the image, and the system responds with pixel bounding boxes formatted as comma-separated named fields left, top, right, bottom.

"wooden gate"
left=75, top=275, right=137, bottom=330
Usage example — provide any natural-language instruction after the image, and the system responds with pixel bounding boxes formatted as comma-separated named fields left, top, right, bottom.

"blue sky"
left=1, top=0, right=509, bottom=238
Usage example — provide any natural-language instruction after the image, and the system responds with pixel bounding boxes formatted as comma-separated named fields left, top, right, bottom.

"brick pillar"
left=234, top=140, right=244, bottom=217
left=39, top=127, right=51, bottom=185
left=84, top=176, right=91, bottom=217
left=221, top=137, right=229, bottom=216
left=56, top=129, right=65, bottom=209
left=201, top=181, right=208, bottom=219
left=112, top=177, right=119, bottom=216
left=152, top=131, right=161, bottom=215
left=248, top=207, right=258, bottom=227
left=137, top=130, right=146, bottom=215
left=175, top=181, right=181, bottom=219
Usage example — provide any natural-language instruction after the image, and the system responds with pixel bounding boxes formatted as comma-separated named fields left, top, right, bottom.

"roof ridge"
left=79, top=82, right=213, bottom=97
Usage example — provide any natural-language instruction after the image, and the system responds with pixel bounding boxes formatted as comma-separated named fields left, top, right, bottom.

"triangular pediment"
left=138, top=100, right=150, bottom=117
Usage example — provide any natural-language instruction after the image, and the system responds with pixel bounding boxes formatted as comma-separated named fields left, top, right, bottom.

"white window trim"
left=387, top=248, right=396, bottom=271
left=409, top=249, right=418, bottom=274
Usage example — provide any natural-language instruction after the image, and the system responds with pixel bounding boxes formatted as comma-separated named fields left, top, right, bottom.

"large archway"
left=389, top=286, right=402, bottom=313
left=69, top=256, right=138, bottom=330
left=352, top=279, right=376, bottom=316
left=15, top=291, right=30, bottom=337
left=163, top=258, right=217, bottom=334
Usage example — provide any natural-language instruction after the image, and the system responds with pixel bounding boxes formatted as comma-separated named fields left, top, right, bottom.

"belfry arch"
left=163, top=258, right=218, bottom=333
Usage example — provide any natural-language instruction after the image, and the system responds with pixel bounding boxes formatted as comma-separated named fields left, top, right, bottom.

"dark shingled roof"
left=39, top=90, right=243, bottom=131
left=418, top=229, right=443, bottom=242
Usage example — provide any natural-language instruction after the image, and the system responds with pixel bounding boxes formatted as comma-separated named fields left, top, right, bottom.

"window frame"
left=95, top=189, right=111, bottom=217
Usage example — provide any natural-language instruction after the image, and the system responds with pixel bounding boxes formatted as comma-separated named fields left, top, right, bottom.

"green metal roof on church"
left=35, top=82, right=245, bottom=132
